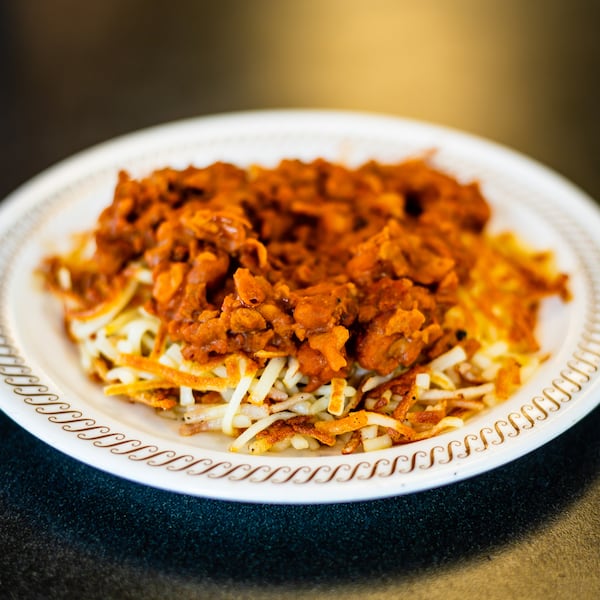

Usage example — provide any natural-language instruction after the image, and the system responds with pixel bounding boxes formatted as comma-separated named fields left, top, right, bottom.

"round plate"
left=1, top=110, right=599, bottom=504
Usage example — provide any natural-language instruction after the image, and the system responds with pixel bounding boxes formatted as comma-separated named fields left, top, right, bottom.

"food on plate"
left=39, top=157, right=570, bottom=454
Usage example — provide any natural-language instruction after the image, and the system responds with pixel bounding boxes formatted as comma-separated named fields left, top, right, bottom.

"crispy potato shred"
left=39, top=157, right=570, bottom=454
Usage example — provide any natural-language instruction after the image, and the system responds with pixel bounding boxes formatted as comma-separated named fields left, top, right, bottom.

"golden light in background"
left=241, top=0, right=543, bottom=141
left=9, top=0, right=592, bottom=193
left=8, top=0, right=560, bottom=144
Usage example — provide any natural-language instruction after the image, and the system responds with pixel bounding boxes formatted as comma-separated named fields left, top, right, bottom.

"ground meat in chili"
left=86, top=158, right=492, bottom=389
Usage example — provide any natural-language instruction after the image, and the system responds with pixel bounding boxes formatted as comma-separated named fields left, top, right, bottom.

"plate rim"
left=1, top=109, right=600, bottom=504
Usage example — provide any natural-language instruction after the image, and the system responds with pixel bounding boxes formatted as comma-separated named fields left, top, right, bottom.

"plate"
left=1, top=110, right=599, bottom=504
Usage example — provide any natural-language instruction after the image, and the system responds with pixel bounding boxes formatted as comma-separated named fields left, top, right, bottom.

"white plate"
left=1, top=110, right=599, bottom=504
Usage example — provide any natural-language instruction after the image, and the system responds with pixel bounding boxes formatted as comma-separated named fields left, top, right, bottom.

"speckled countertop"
left=1, top=407, right=598, bottom=599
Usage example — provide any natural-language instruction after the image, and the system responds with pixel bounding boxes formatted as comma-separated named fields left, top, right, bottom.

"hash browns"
left=40, top=157, right=569, bottom=454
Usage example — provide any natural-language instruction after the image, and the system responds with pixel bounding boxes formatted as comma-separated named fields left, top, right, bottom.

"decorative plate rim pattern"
left=1, top=109, right=600, bottom=504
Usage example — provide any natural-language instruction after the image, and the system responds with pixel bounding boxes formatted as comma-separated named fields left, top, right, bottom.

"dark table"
left=1, top=1, right=599, bottom=598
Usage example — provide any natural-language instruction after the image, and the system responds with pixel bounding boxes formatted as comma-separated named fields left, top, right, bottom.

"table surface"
left=1, top=1, right=599, bottom=598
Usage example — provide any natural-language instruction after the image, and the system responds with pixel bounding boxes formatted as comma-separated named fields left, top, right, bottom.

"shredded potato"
left=39, top=157, right=570, bottom=454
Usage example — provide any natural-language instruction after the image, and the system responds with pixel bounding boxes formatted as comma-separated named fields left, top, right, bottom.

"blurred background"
left=1, top=0, right=599, bottom=203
